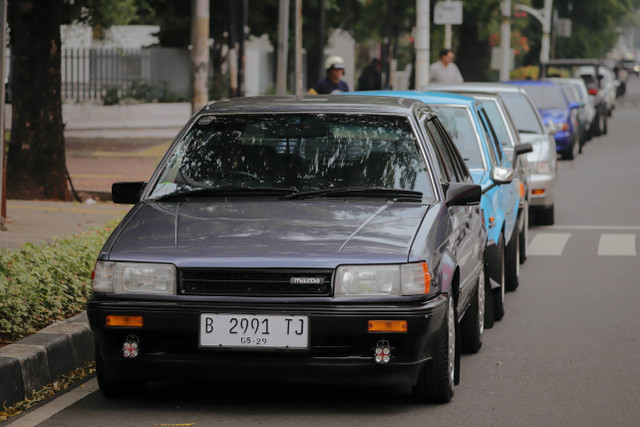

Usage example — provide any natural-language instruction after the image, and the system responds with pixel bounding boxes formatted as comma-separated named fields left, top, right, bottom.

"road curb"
left=0, top=312, right=94, bottom=408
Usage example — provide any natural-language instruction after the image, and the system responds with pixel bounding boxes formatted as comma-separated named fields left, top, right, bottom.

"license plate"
left=199, top=314, right=309, bottom=349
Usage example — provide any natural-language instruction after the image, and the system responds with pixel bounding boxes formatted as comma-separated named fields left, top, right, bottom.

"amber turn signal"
left=106, top=315, right=143, bottom=327
left=532, top=189, right=545, bottom=195
left=368, top=320, right=408, bottom=333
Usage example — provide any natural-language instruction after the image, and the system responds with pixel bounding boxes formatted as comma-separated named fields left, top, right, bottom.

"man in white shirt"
left=429, top=49, right=464, bottom=84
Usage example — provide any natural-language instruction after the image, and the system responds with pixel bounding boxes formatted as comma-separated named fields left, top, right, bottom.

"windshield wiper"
left=283, top=186, right=423, bottom=200
left=152, top=186, right=298, bottom=201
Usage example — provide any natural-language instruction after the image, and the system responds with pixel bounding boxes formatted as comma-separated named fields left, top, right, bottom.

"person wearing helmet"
left=309, top=55, right=350, bottom=94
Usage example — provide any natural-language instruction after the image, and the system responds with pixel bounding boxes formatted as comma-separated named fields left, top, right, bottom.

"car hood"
left=106, top=200, right=431, bottom=268
left=519, top=132, right=554, bottom=164
left=540, top=108, right=569, bottom=123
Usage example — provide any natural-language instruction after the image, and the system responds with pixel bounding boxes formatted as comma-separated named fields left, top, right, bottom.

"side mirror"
left=491, top=166, right=513, bottom=184
left=445, top=182, right=481, bottom=207
left=514, top=142, right=533, bottom=158
left=112, top=181, right=146, bottom=204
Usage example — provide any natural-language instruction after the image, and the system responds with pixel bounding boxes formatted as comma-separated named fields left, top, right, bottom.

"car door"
left=477, top=106, right=518, bottom=240
left=422, top=114, right=481, bottom=310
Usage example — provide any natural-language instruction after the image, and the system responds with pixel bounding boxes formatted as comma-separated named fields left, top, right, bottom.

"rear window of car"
left=149, top=113, right=434, bottom=199
left=430, top=106, right=484, bottom=170
left=500, top=92, right=545, bottom=134
left=520, top=85, right=567, bottom=110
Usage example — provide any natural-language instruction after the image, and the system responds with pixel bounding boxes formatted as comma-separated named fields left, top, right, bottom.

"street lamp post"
left=415, top=0, right=431, bottom=88
left=515, top=0, right=553, bottom=66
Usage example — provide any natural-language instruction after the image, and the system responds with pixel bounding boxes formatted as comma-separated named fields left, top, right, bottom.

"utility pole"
left=415, top=0, right=431, bottom=88
left=444, top=0, right=452, bottom=49
left=295, top=0, right=303, bottom=96
left=228, top=0, right=238, bottom=98
left=0, top=0, right=7, bottom=230
left=190, top=0, right=209, bottom=114
left=276, top=0, right=290, bottom=95
left=500, top=0, right=511, bottom=81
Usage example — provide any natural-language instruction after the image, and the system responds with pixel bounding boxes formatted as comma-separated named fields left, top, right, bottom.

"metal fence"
left=61, top=47, right=191, bottom=102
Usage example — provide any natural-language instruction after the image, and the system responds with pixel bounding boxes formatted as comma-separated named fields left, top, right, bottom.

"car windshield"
left=147, top=113, right=434, bottom=200
left=479, top=99, right=513, bottom=148
left=430, top=106, right=484, bottom=169
left=500, top=92, right=545, bottom=134
left=520, top=85, right=567, bottom=110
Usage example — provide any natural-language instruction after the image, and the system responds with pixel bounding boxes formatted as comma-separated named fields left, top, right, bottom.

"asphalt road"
left=7, top=79, right=640, bottom=427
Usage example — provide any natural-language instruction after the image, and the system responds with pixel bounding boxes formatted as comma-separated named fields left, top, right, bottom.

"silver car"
left=425, top=83, right=557, bottom=225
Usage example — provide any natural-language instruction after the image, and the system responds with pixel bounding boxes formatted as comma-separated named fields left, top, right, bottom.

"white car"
left=426, top=83, right=557, bottom=225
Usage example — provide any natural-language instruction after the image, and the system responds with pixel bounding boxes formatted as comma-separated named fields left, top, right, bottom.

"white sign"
left=434, top=1, right=463, bottom=25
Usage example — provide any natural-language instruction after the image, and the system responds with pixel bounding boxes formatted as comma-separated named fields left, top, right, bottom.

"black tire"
left=413, top=295, right=456, bottom=403
left=537, top=205, right=555, bottom=226
left=519, top=207, right=528, bottom=264
left=483, top=262, right=495, bottom=330
left=591, top=110, right=604, bottom=137
left=602, top=112, right=608, bottom=135
left=493, top=234, right=506, bottom=321
left=505, top=228, right=519, bottom=292
left=96, top=348, right=145, bottom=398
left=461, top=270, right=485, bottom=354
left=561, top=133, right=579, bottom=160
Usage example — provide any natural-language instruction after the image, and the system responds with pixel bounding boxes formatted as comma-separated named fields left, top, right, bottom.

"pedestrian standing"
left=357, top=58, right=382, bottom=90
left=309, top=56, right=350, bottom=94
left=429, top=49, right=464, bottom=84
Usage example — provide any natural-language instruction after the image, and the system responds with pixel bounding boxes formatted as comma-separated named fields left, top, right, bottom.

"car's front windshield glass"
left=147, top=113, right=434, bottom=200
left=521, top=85, right=567, bottom=110
left=500, top=93, right=545, bottom=134
left=430, top=106, right=484, bottom=169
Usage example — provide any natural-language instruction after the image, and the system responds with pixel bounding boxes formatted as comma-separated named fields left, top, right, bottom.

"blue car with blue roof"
left=354, top=91, right=532, bottom=322
left=506, top=80, right=581, bottom=159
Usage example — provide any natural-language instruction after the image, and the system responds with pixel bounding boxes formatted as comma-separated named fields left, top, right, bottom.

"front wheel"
left=413, top=295, right=456, bottom=403
left=493, top=234, right=506, bottom=321
left=519, top=207, right=528, bottom=264
left=537, top=205, right=555, bottom=226
left=505, top=228, right=519, bottom=292
left=461, top=270, right=485, bottom=353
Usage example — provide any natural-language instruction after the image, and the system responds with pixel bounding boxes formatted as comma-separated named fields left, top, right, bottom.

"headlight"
left=334, top=262, right=431, bottom=297
left=533, top=161, right=551, bottom=174
left=92, top=261, right=176, bottom=295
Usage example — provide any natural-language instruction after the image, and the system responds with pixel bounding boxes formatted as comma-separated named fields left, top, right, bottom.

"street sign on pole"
left=434, top=1, right=462, bottom=25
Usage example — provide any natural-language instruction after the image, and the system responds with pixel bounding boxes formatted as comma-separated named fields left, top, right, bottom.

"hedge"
left=0, top=223, right=117, bottom=342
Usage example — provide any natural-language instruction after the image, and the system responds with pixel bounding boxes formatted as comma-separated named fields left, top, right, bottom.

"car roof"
left=200, top=95, right=429, bottom=115
left=424, top=82, right=524, bottom=94
left=356, top=90, right=478, bottom=107
left=507, top=80, right=557, bottom=87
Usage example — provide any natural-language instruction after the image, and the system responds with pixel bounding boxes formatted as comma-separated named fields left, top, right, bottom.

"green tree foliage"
left=523, top=0, right=639, bottom=63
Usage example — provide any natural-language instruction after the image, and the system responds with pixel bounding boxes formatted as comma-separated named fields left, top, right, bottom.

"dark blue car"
left=88, top=95, right=487, bottom=403
left=506, top=80, right=581, bottom=159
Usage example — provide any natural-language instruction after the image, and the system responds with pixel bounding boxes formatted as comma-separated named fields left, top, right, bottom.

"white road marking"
left=527, top=233, right=571, bottom=256
left=597, top=234, right=637, bottom=256
left=7, top=379, right=98, bottom=427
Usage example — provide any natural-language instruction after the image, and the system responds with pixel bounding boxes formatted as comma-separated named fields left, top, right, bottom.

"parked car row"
left=88, top=72, right=611, bottom=403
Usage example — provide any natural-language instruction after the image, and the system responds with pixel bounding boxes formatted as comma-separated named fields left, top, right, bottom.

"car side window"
left=424, top=118, right=462, bottom=183
left=477, top=107, right=502, bottom=165
left=433, top=119, right=471, bottom=183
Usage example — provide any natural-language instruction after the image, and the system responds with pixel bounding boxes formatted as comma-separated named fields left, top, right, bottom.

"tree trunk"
left=6, top=0, right=68, bottom=200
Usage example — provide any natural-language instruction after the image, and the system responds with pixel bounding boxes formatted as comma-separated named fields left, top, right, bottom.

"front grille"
left=179, top=268, right=334, bottom=296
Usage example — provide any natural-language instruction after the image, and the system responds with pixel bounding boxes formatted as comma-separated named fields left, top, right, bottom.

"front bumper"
left=88, top=295, right=448, bottom=386
left=553, top=130, right=572, bottom=151
left=528, top=172, right=555, bottom=208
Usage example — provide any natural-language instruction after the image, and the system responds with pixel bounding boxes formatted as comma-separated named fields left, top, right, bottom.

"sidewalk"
left=1, top=107, right=182, bottom=408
